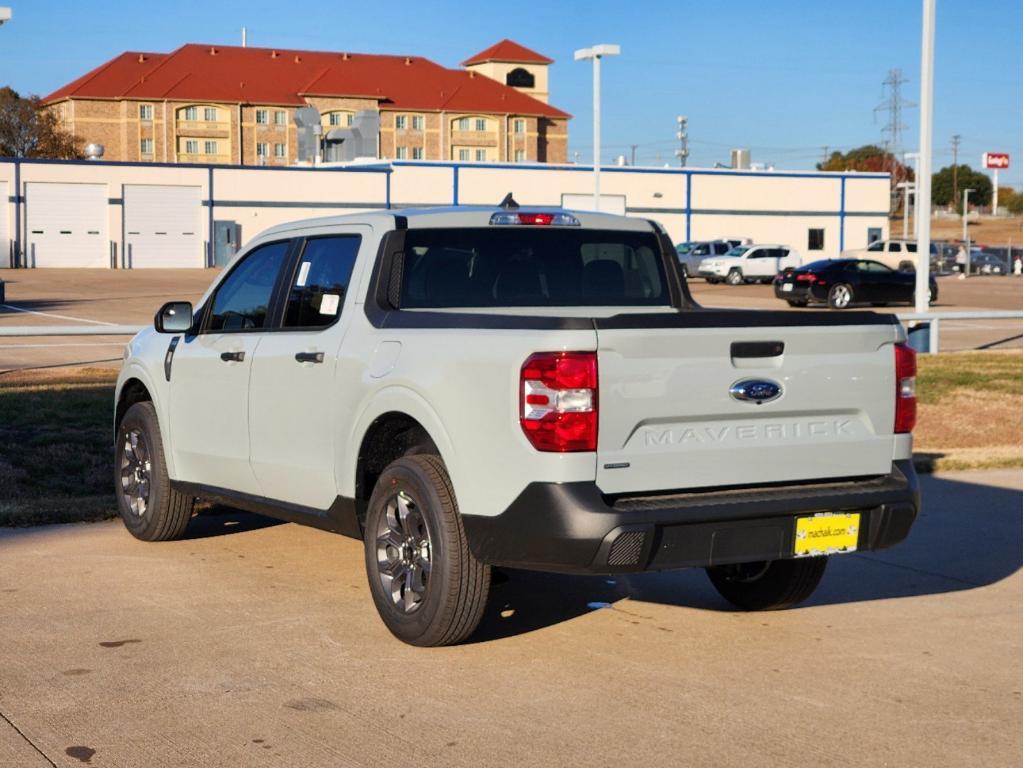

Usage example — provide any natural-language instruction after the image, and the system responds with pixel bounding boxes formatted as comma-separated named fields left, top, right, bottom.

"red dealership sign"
left=982, top=152, right=1010, bottom=169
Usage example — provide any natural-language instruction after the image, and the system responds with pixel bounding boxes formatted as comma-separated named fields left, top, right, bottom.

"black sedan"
left=774, top=259, right=938, bottom=309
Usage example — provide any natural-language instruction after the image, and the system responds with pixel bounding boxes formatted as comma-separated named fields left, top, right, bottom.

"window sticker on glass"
left=296, top=261, right=311, bottom=287
left=319, top=293, right=340, bottom=315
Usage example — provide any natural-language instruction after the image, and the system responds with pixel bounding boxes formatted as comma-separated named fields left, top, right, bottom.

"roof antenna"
left=499, top=193, right=519, bottom=210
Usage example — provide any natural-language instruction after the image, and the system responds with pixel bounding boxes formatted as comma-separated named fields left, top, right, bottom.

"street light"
left=962, top=187, right=975, bottom=275
left=574, top=44, right=620, bottom=212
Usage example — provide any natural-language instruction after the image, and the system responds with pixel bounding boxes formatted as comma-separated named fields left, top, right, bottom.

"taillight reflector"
left=894, top=342, right=917, bottom=433
left=520, top=352, right=597, bottom=452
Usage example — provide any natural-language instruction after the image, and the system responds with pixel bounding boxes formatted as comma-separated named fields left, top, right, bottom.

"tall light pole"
left=914, top=0, right=935, bottom=314
left=962, top=187, right=975, bottom=275
left=905, top=151, right=920, bottom=238
left=574, top=44, right=620, bottom=212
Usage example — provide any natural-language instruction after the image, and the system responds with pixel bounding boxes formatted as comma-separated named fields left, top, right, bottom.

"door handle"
left=295, top=351, right=325, bottom=364
left=220, top=351, right=245, bottom=362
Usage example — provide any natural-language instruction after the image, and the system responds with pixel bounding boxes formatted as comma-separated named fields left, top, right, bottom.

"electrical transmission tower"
left=874, top=69, right=915, bottom=211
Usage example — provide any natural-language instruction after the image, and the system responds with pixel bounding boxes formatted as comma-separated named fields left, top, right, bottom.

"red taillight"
left=795, top=273, right=817, bottom=283
left=894, top=343, right=917, bottom=433
left=520, top=352, right=597, bottom=452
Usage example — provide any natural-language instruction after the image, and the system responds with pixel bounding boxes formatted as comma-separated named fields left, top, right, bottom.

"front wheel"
left=706, top=557, right=828, bottom=611
left=827, top=283, right=853, bottom=309
left=115, top=402, right=194, bottom=541
left=726, top=268, right=744, bottom=286
left=364, top=455, right=490, bottom=646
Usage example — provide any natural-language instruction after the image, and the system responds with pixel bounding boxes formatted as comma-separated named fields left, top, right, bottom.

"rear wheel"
left=115, top=402, right=194, bottom=542
left=726, top=268, right=743, bottom=286
left=706, top=557, right=828, bottom=611
left=827, top=283, right=853, bottom=309
left=364, top=455, right=490, bottom=646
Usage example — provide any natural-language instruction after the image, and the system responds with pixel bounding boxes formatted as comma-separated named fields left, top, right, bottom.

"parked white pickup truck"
left=115, top=203, right=920, bottom=646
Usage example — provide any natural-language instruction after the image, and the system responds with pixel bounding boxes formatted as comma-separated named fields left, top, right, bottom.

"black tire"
left=786, top=299, right=807, bottom=308
left=115, top=402, right=194, bottom=542
left=929, top=284, right=938, bottom=304
left=364, top=455, right=490, bottom=646
left=706, top=557, right=828, bottom=611
left=827, top=283, right=854, bottom=309
left=705, top=277, right=721, bottom=285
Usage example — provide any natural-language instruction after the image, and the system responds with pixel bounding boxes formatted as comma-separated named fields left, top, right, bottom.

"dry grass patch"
left=915, top=351, right=1023, bottom=471
left=0, top=367, right=118, bottom=525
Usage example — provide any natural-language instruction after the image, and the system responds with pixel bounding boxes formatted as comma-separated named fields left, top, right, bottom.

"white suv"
left=698, top=244, right=801, bottom=285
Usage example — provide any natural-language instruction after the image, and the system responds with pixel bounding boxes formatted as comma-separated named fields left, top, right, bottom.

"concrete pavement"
left=1, top=469, right=1021, bottom=767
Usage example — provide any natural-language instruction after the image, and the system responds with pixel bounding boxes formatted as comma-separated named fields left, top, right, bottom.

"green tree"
left=0, top=86, right=81, bottom=159
left=931, top=164, right=992, bottom=209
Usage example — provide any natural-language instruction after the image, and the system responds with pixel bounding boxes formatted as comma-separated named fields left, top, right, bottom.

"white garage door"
left=0, top=181, right=9, bottom=268
left=26, top=183, right=109, bottom=267
left=124, top=185, right=203, bottom=268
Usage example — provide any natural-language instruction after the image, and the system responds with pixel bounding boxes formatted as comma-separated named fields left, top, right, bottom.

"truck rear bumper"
left=462, top=460, right=920, bottom=574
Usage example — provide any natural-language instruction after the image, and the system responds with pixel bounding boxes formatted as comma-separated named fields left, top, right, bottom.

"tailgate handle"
left=731, top=341, right=784, bottom=358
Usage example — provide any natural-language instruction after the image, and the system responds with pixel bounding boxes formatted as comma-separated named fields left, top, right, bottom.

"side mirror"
left=155, top=301, right=194, bottom=333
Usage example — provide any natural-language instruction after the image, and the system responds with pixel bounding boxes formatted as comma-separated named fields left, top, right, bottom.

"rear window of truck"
left=400, top=228, right=670, bottom=308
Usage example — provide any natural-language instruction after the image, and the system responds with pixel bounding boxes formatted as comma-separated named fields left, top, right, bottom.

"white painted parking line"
left=0, top=304, right=116, bottom=326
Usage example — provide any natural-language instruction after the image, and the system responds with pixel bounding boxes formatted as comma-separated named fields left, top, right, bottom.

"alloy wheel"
left=831, top=284, right=852, bottom=308
left=119, top=428, right=151, bottom=517
left=375, top=490, right=432, bottom=613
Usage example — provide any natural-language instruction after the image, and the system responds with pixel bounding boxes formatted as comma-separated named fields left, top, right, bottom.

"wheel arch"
left=344, top=387, right=457, bottom=516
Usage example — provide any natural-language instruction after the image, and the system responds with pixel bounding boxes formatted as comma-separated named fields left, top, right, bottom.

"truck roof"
left=253, top=205, right=655, bottom=240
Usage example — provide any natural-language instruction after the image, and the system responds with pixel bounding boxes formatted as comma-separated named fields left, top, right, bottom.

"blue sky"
left=1, top=0, right=1019, bottom=187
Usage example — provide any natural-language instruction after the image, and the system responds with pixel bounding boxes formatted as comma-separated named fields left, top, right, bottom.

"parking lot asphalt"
left=0, top=468, right=1020, bottom=767
left=1, top=269, right=1021, bottom=371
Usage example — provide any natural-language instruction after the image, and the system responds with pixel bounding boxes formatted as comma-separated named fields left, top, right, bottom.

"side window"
left=906, top=242, right=918, bottom=252
left=715, top=242, right=730, bottom=254
left=282, top=236, right=361, bottom=329
left=208, top=241, right=291, bottom=332
left=889, top=242, right=902, bottom=252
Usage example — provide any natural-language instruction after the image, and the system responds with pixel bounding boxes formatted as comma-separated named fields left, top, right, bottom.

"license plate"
left=782, top=283, right=794, bottom=292
left=794, top=513, right=860, bottom=557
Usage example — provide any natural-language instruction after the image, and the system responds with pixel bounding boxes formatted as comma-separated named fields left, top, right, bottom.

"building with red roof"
left=43, top=40, right=568, bottom=166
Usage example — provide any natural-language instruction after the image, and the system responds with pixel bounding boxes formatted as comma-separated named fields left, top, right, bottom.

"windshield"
left=725, top=246, right=750, bottom=257
left=400, top=228, right=671, bottom=308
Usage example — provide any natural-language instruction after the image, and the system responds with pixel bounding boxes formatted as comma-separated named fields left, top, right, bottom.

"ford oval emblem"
left=730, top=378, right=783, bottom=404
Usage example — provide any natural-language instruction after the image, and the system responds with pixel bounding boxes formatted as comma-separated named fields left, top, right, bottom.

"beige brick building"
left=43, top=39, right=569, bottom=166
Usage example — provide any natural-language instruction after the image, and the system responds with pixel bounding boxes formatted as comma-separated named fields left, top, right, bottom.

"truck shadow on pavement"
left=470, top=473, right=1023, bottom=643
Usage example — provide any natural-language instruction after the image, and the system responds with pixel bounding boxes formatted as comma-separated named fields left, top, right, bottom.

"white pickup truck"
left=115, top=203, right=921, bottom=646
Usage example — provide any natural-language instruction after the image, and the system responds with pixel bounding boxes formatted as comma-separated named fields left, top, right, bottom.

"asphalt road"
left=1, top=269, right=1022, bottom=371
left=1, top=468, right=1021, bottom=767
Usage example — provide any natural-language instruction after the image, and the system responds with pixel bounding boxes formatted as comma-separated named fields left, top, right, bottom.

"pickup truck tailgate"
left=595, top=312, right=901, bottom=495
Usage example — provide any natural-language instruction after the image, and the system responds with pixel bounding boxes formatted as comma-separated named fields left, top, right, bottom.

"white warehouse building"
left=0, top=158, right=890, bottom=269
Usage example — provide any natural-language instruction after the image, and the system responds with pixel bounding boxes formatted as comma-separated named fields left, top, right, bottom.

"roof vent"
left=499, top=193, right=519, bottom=210
left=404, top=57, right=412, bottom=66
left=342, top=52, right=350, bottom=61
left=294, top=54, right=302, bottom=63
left=469, top=71, right=475, bottom=78
left=271, top=50, right=279, bottom=59
left=137, top=53, right=147, bottom=63
left=209, top=47, right=218, bottom=55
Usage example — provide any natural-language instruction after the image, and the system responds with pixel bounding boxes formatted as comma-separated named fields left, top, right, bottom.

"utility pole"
left=675, top=116, right=689, bottom=168
left=950, top=134, right=961, bottom=208
left=820, top=146, right=831, bottom=167
left=914, top=0, right=934, bottom=315
left=629, top=144, right=638, bottom=167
